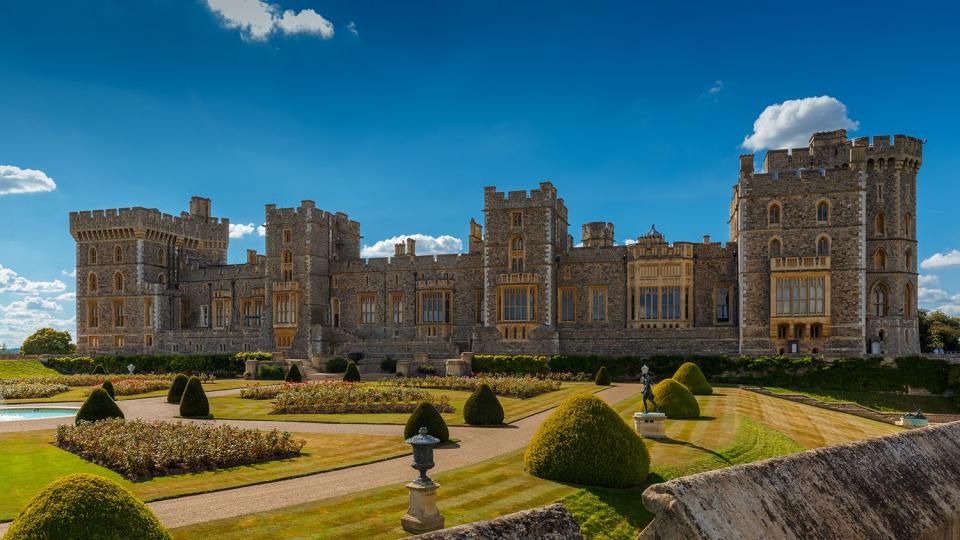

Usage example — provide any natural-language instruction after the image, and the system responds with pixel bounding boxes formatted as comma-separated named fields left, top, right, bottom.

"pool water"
left=0, top=407, right=78, bottom=421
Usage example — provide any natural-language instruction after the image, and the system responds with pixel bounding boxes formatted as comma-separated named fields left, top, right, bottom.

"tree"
left=20, top=328, right=76, bottom=355
left=920, top=309, right=960, bottom=352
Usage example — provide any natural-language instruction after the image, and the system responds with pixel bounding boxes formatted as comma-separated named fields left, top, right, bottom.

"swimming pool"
left=0, top=407, right=78, bottom=421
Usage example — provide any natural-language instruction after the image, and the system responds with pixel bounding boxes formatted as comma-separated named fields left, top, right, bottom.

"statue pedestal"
left=244, top=360, right=259, bottom=380
left=401, top=480, right=444, bottom=534
left=633, top=412, right=667, bottom=439
left=896, top=416, right=929, bottom=428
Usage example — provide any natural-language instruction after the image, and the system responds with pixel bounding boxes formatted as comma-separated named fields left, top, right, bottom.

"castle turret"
left=581, top=222, right=615, bottom=248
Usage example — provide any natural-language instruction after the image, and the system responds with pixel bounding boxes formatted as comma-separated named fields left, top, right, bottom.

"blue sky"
left=1, top=0, right=959, bottom=346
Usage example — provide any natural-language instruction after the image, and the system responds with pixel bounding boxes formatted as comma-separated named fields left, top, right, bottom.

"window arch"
left=904, top=283, right=913, bottom=317
left=816, top=200, right=829, bottom=223
left=87, top=272, right=98, bottom=293
left=871, top=283, right=889, bottom=317
left=768, top=202, right=781, bottom=226
left=873, top=248, right=887, bottom=270
left=816, top=235, right=830, bottom=256
left=509, top=234, right=524, bottom=273
left=157, top=247, right=166, bottom=266
left=113, top=272, right=124, bottom=292
left=88, top=247, right=97, bottom=265
left=769, top=237, right=782, bottom=258
left=331, top=298, right=341, bottom=327
left=904, top=213, right=913, bottom=237
left=114, top=245, right=123, bottom=264
left=874, top=212, right=885, bottom=237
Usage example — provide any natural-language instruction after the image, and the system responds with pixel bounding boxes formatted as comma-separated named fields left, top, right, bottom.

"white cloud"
left=229, top=222, right=257, bottom=238
left=55, top=292, right=76, bottom=301
left=257, top=224, right=266, bottom=237
left=918, top=274, right=939, bottom=286
left=206, top=0, right=334, bottom=41
left=0, top=264, right=67, bottom=294
left=919, top=287, right=951, bottom=304
left=708, top=80, right=724, bottom=94
left=0, top=165, right=56, bottom=196
left=921, top=250, right=960, bottom=270
left=622, top=239, right=637, bottom=245
left=347, top=21, right=358, bottom=35
left=742, top=96, right=859, bottom=151
left=61, top=269, right=76, bottom=278
left=934, top=303, right=960, bottom=316
left=0, top=304, right=74, bottom=347
left=0, top=296, right=63, bottom=314
left=361, top=234, right=463, bottom=258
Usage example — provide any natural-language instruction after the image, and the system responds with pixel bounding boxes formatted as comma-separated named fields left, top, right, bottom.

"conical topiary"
left=404, top=401, right=449, bottom=442
left=524, top=394, right=649, bottom=488
left=75, top=388, right=124, bottom=425
left=101, top=380, right=116, bottom=399
left=178, top=376, right=210, bottom=418
left=463, top=383, right=505, bottom=425
left=166, top=374, right=189, bottom=404
left=343, top=361, right=361, bottom=382
left=92, top=364, right=106, bottom=375
left=652, top=378, right=700, bottom=419
left=595, top=366, right=611, bottom=386
left=285, top=363, right=304, bottom=383
left=3, top=473, right=171, bottom=540
left=673, top=362, right=712, bottom=395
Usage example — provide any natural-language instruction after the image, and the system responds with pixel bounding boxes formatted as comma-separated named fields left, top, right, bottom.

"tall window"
left=873, top=249, right=887, bottom=270
left=662, top=286, right=680, bottom=320
left=510, top=235, right=524, bottom=273
left=716, top=287, right=730, bottom=322
left=199, top=305, right=210, bottom=327
left=904, top=284, right=913, bottom=316
left=768, top=203, right=781, bottom=225
left=810, top=323, right=823, bottom=339
left=390, top=293, right=404, bottom=324
left=817, top=236, right=830, bottom=256
left=331, top=298, right=340, bottom=327
left=816, top=201, right=829, bottom=223
left=904, top=213, right=913, bottom=237
left=158, top=273, right=166, bottom=286
left=877, top=184, right=884, bottom=202
left=875, top=213, right=885, bottom=237
left=774, top=277, right=826, bottom=316
left=511, top=211, right=523, bottom=228
left=274, top=293, right=296, bottom=324
left=638, top=287, right=658, bottom=320
left=419, top=291, right=451, bottom=324
left=213, top=299, right=231, bottom=328
left=87, top=300, right=98, bottom=328
left=114, top=335, right=124, bottom=348
left=281, top=250, right=293, bottom=281
left=145, top=335, right=154, bottom=348
left=769, top=238, right=782, bottom=258
left=590, top=286, right=606, bottom=322
left=559, top=287, right=575, bottom=323
left=283, top=229, right=293, bottom=243
left=475, top=289, right=484, bottom=323
left=88, top=247, right=97, bottom=264
left=777, top=324, right=789, bottom=339
left=88, top=336, right=100, bottom=349
left=113, top=299, right=125, bottom=328
left=359, top=294, right=376, bottom=324
left=114, top=245, right=123, bottom=263
left=113, top=272, right=124, bottom=292
left=499, top=285, right=536, bottom=322
left=144, top=298, right=153, bottom=327
left=872, top=284, right=888, bottom=316
left=905, top=249, right=913, bottom=272
left=88, top=273, right=98, bottom=293
left=243, top=298, right=263, bottom=328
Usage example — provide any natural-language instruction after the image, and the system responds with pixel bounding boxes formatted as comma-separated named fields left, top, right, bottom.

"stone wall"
left=639, top=421, right=960, bottom=539
left=411, top=503, right=582, bottom=540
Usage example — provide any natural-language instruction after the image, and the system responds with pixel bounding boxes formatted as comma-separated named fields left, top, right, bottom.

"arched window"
left=509, top=235, right=524, bottom=273
left=158, top=248, right=166, bottom=266
left=158, top=273, right=166, bottom=286
left=769, top=238, right=782, bottom=258
left=866, top=159, right=875, bottom=172
left=88, top=247, right=97, bottom=265
left=113, top=272, right=124, bottom=292
left=768, top=203, right=781, bottom=226
left=87, top=273, right=98, bottom=293
left=816, top=201, right=829, bottom=223
left=873, top=248, right=886, bottom=270
left=810, top=323, right=823, bottom=339
left=331, top=298, right=340, bottom=327
left=817, top=236, right=830, bottom=256
left=872, top=284, right=888, bottom=317
left=904, top=213, right=913, bottom=237
left=904, top=283, right=913, bottom=316
left=114, top=245, right=123, bottom=263
left=905, top=248, right=913, bottom=272
left=874, top=213, right=885, bottom=237
left=282, top=250, right=293, bottom=264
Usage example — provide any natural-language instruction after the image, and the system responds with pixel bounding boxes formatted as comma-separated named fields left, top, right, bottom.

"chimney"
left=703, top=235, right=711, bottom=244
left=394, top=243, right=405, bottom=257
left=246, top=249, right=257, bottom=264
left=406, top=238, right=417, bottom=257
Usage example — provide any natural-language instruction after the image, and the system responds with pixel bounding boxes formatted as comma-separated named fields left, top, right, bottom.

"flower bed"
left=84, top=378, right=172, bottom=397
left=3, top=373, right=214, bottom=388
left=271, top=381, right=452, bottom=414
left=240, top=383, right=289, bottom=400
left=56, top=419, right=305, bottom=479
left=0, top=382, right=70, bottom=399
left=387, top=376, right=561, bottom=399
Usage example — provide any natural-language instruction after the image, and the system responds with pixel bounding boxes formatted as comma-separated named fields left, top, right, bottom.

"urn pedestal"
left=401, top=480, right=444, bottom=534
left=633, top=412, right=667, bottom=439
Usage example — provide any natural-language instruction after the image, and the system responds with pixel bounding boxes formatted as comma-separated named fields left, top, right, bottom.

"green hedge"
left=472, top=355, right=550, bottom=375
left=324, top=358, right=347, bottom=373
left=234, top=351, right=272, bottom=361
left=46, top=354, right=244, bottom=377
left=257, top=364, right=284, bottom=380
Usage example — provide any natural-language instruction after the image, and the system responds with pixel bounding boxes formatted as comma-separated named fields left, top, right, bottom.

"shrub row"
left=271, top=381, right=453, bottom=414
left=0, top=382, right=69, bottom=399
left=45, top=354, right=245, bottom=377
left=387, top=375, right=561, bottom=399
left=472, top=355, right=550, bottom=375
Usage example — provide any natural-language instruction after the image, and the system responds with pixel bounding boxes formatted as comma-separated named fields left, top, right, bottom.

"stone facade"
left=70, top=129, right=921, bottom=362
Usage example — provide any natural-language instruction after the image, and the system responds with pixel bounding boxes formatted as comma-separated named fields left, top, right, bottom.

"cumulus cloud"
left=61, top=269, right=76, bottom=278
left=257, top=224, right=266, bottom=237
left=918, top=274, right=939, bottom=286
left=742, top=96, right=859, bottom=151
left=347, top=21, right=358, bottom=35
left=0, top=302, right=74, bottom=347
left=206, top=0, right=334, bottom=41
left=921, top=250, right=960, bottom=270
left=0, top=296, right=63, bottom=313
left=622, top=239, right=637, bottom=245
left=361, top=234, right=463, bottom=258
left=0, top=264, right=67, bottom=294
left=229, top=222, right=257, bottom=238
left=919, top=287, right=951, bottom=304
left=0, top=165, right=57, bottom=196
left=55, top=292, right=76, bottom=301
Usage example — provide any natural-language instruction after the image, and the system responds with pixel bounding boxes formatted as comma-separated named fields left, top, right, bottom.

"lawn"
left=172, top=388, right=897, bottom=539
left=1, top=379, right=254, bottom=404
left=765, top=386, right=960, bottom=414
left=0, top=360, right=60, bottom=379
left=206, top=382, right=601, bottom=425
left=0, top=429, right=409, bottom=521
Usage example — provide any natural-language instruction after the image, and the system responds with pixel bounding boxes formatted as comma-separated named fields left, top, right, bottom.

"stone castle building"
left=70, top=129, right=921, bottom=361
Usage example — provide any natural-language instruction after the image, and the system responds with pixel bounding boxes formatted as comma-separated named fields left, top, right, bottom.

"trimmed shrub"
left=179, top=376, right=210, bottom=418
left=404, top=401, right=449, bottom=442
left=524, top=394, right=649, bottom=488
left=3, top=473, right=170, bottom=540
left=472, top=355, right=550, bottom=375
left=285, top=363, right=304, bottom=383
left=234, top=351, right=271, bottom=362
left=343, top=361, right=361, bottom=382
left=166, top=374, right=188, bottom=404
left=673, top=362, right=712, bottom=395
left=463, top=383, right=505, bottom=425
left=346, top=351, right=365, bottom=362
left=416, top=364, right=437, bottom=375
left=257, top=364, right=284, bottom=380
left=380, top=356, right=397, bottom=373
left=92, top=364, right=106, bottom=375
left=595, top=366, right=611, bottom=386
left=652, top=378, right=700, bottom=419
left=75, top=388, right=124, bottom=425
left=324, top=358, right=347, bottom=373
left=101, top=379, right=116, bottom=399
left=46, top=354, right=245, bottom=377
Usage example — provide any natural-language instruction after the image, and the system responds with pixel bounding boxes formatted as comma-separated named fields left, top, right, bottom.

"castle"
left=70, top=129, right=921, bottom=362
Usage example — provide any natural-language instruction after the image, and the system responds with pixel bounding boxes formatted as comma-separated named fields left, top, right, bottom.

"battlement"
left=741, top=167, right=864, bottom=196
left=748, top=130, right=923, bottom=175
left=484, top=181, right=561, bottom=209
left=69, top=205, right=229, bottom=243
left=265, top=202, right=360, bottom=234
left=582, top=222, right=615, bottom=248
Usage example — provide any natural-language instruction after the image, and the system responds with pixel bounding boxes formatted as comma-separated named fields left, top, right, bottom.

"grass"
left=0, top=429, right=409, bottom=521
left=1, top=379, right=254, bottom=404
left=0, top=360, right=60, bottom=379
left=765, top=386, right=960, bottom=414
left=171, top=388, right=891, bottom=539
left=206, top=382, right=601, bottom=425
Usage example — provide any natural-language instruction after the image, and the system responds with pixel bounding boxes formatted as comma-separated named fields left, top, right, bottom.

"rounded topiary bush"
left=285, top=363, right=303, bottom=383
left=101, top=379, right=116, bottom=399
left=92, top=364, right=106, bottom=375
left=3, top=473, right=170, bottom=540
left=404, top=401, right=449, bottom=442
left=178, top=376, right=210, bottom=418
left=673, top=362, right=712, bottom=395
left=257, top=364, right=284, bottom=380
left=380, top=356, right=397, bottom=373
left=75, top=388, right=124, bottom=425
left=166, top=373, right=188, bottom=404
left=652, top=378, right=700, bottom=419
left=343, top=361, right=361, bottom=382
left=463, top=383, right=504, bottom=425
left=595, top=366, right=611, bottom=386
left=524, top=394, right=649, bottom=488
